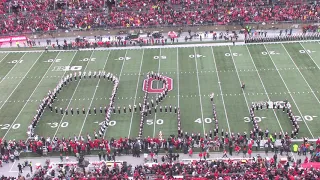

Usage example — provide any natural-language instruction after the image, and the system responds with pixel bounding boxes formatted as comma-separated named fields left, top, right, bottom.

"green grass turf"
left=0, top=42, right=320, bottom=141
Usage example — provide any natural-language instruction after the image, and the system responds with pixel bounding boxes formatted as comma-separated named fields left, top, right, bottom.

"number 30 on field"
left=147, top=119, right=163, bottom=125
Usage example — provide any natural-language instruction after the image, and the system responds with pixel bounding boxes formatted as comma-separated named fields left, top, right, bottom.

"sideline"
left=1, top=39, right=319, bottom=53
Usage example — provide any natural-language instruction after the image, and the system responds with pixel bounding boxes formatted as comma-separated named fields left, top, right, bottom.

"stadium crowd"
left=1, top=0, right=320, bottom=35
left=0, top=130, right=320, bottom=178
left=23, top=154, right=320, bottom=179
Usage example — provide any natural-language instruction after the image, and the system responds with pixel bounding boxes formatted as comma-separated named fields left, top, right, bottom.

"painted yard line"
left=78, top=51, right=111, bottom=137
left=103, top=49, right=128, bottom=138
left=128, top=49, right=145, bottom=138
left=153, top=49, right=162, bottom=138
left=227, top=46, right=251, bottom=115
left=177, top=48, right=180, bottom=107
left=210, top=47, right=231, bottom=135
left=193, top=47, right=205, bottom=135
left=282, top=44, right=320, bottom=105
left=245, top=46, right=285, bottom=133
left=0, top=53, right=27, bottom=85
left=0, top=53, right=38, bottom=110
left=52, top=51, right=94, bottom=138
left=263, top=44, right=314, bottom=138
left=9, top=160, right=16, bottom=172
left=3, top=52, right=53, bottom=138
left=0, top=53, right=9, bottom=63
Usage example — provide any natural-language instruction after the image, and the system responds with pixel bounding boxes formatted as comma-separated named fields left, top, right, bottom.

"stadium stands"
left=1, top=120, right=320, bottom=178
left=3, top=153, right=320, bottom=179
left=0, top=0, right=319, bottom=35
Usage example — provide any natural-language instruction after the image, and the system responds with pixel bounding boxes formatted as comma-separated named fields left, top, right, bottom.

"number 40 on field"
left=194, top=118, right=213, bottom=124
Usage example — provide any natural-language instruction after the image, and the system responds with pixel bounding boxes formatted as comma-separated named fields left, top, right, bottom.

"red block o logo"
left=143, top=76, right=173, bottom=93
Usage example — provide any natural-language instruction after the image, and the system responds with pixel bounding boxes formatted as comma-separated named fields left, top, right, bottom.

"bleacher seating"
left=0, top=0, right=319, bottom=35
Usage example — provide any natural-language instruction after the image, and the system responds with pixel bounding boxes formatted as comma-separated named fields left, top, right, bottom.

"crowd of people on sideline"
left=1, top=0, right=320, bottom=35
left=245, top=32, right=320, bottom=43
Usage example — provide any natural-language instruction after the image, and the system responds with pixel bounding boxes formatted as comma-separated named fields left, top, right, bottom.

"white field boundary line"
left=0, top=53, right=31, bottom=109
left=2, top=52, right=49, bottom=138
left=210, top=47, right=231, bottom=135
left=263, top=44, right=315, bottom=138
left=9, top=160, right=16, bottom=172
left=227, top=46, right=252, bottom=117
left=0, top=53, right=27, bottom=85
left=78, top=51, right=111, bottom=137
left=1, top=39, right=319, bottom=53
left=0, top=53, right=9, bottom=63
left=282, top=44, right=320, bottom=105
left=52, top=51, right=94, bottom=138
left=153, top=48, right=162, bottom=138
left=127, top=49, right=145, bottom=138
left=103, top=50, right=128, bottom=138
left=193, top=47, right=206, bottom=135
left=245, top=46, right=285, bottom=133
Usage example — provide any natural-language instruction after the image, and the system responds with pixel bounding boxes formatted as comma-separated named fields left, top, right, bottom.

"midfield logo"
left=142, top=76, right=173, bottom=93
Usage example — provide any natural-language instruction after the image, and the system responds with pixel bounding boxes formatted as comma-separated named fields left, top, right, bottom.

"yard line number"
left=7, top=60, right=23, bottom=64
left=44, top=59, right=61, bottom=63
left=225, top=53, right=242, bottom=57
left=95, top=121, right=116, bottom=126
left=115, top=57, right=131, bottom=61
left=294, top=115, right=316, bottom=121
left=261, top=51, right=280, bottom=55
left=79, top=58, right=96, bottom=62
left=189, top=54, right=205, bottom=58
left=299, top=50, right=315, bottom=54
left=0, top=124, right=20, bottom=130
left=147, top=119, right=164, bottom=125
left=244, top=116, right=266, bottom=123
left=194, top=118, right=214, bottom=124
left=154, top=56, right=167, bottom=60
left=47, top=122, right=69, bottom=128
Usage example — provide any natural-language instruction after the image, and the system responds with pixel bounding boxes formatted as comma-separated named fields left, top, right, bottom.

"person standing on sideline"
left=18, top=163, right=22, bottom=173
left=98, top=152, right=102, bottom=161
left=222, top=149, right=228, bottom=158
left=29, top=161, right=33, bottom=174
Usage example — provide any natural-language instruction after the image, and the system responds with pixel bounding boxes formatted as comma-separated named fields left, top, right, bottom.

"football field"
left=0, top=42, right=320, bottom=141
